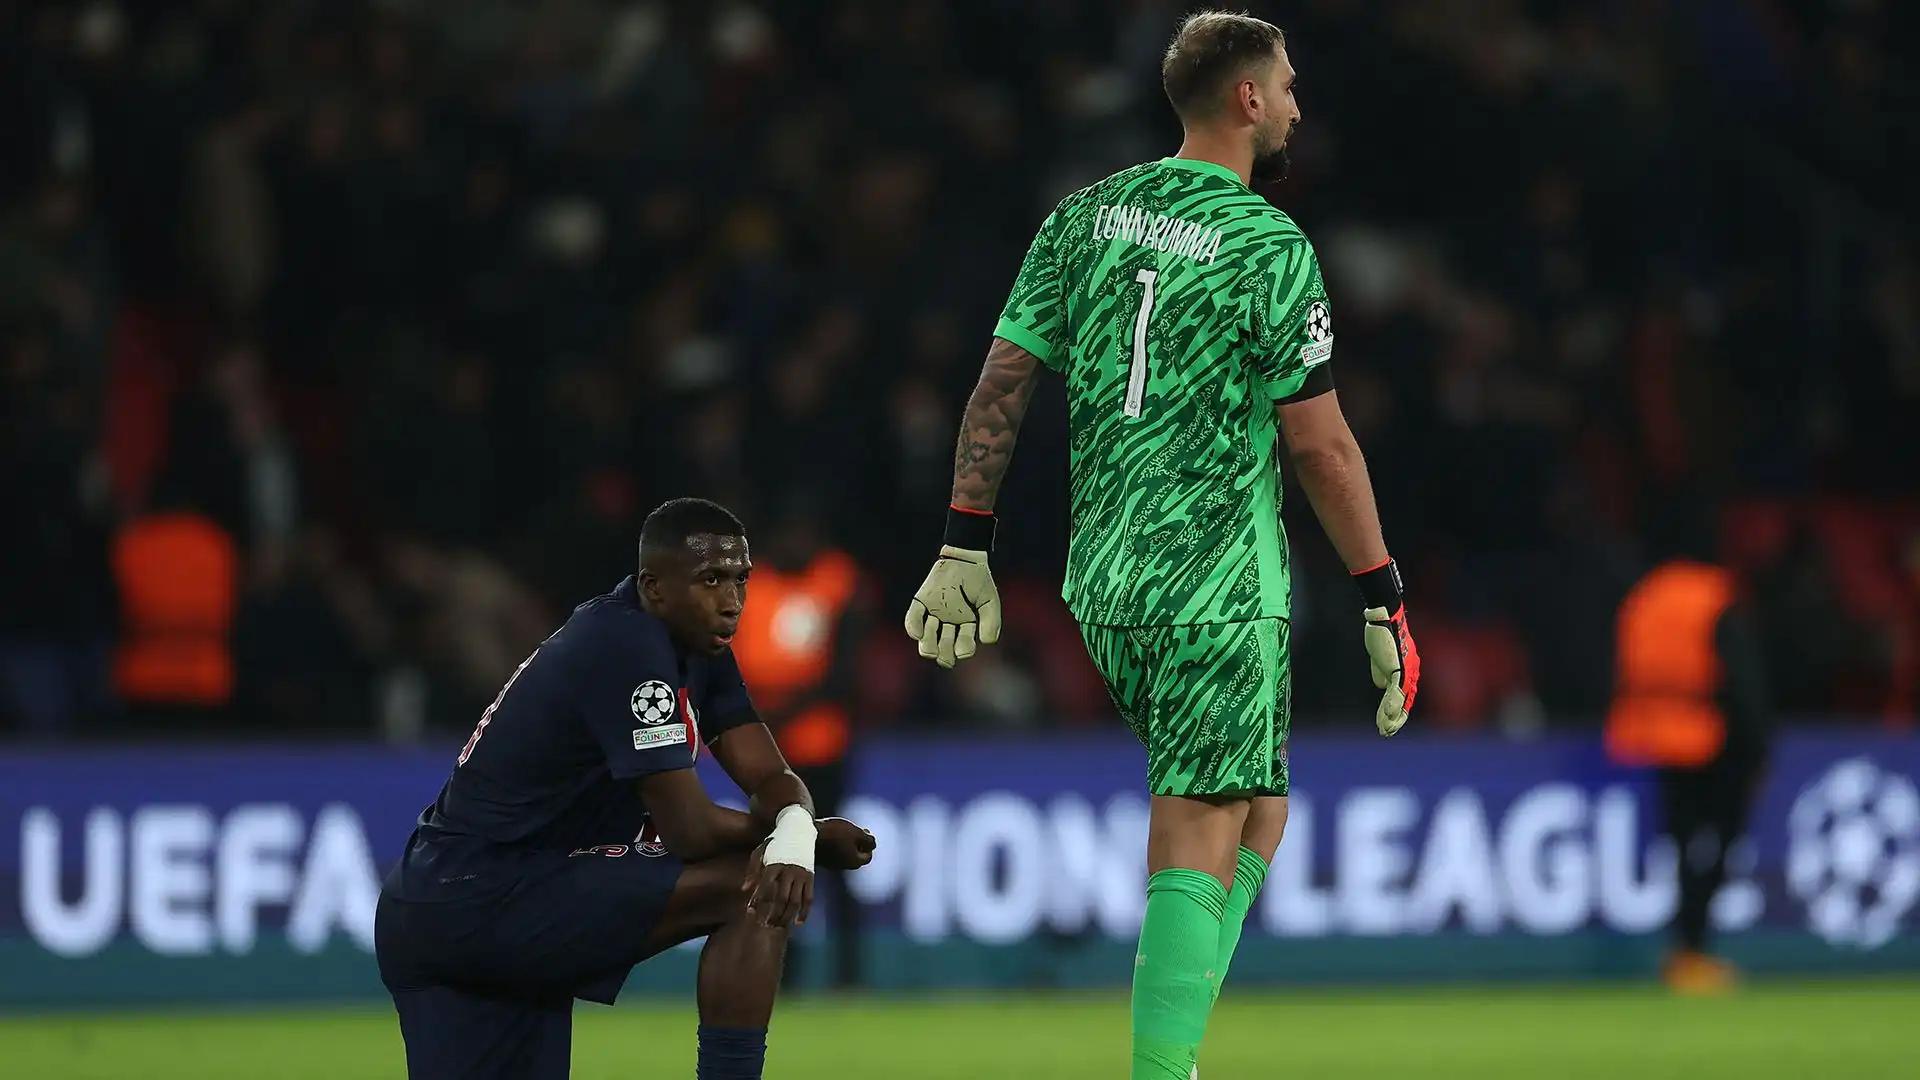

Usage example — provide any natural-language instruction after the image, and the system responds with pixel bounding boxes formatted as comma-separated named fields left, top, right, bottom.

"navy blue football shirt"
left=388, top=576, right=757, bottom=899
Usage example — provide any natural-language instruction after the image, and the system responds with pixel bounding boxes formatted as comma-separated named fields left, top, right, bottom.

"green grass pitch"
left=5, top=980, right=1914, bottom=1079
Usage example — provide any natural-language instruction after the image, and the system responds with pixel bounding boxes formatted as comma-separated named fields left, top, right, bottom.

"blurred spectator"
left=109, top=492, right=238, bottom=731
left=155, top=335, right=299, bottom=558
left=233, top=529, right=390, bottom=736
left=1752, top=523, right=1871, bottom=716
left=1604, top=504, right=1775, bottom=993
left=0, top=176, right=113, bottom=373
left=0, top=324, right=115, bottom=736
left=378, top=534, right=551, bottom=732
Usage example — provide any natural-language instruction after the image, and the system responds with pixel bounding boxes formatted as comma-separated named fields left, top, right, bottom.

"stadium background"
left=3, top=0, right=1917, bottom=1076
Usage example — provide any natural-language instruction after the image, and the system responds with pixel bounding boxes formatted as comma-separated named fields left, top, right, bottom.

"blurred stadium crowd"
left=3, top=0, right=1916, bottom=740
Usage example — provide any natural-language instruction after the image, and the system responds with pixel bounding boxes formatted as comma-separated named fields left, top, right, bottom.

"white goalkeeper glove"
left=1354, top=559, right=1421, bottom=737
left=904, top=508, right=1003, bottom=669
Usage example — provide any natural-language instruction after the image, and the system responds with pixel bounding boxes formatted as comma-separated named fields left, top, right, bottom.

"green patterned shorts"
left=1078, top=618, right=1291, bottom=798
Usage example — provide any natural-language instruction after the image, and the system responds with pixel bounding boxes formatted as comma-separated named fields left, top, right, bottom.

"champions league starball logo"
left=1305, top=301, right=1331, bottom=343
left=1786, top=757, right=1920, bottom=949
left=630, top=680, right=678, bottom=726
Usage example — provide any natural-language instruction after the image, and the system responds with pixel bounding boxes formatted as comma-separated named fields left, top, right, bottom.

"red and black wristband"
left=945, top=505, right=997, bottom=552
left=1353, top=557, right=1404, bottom=613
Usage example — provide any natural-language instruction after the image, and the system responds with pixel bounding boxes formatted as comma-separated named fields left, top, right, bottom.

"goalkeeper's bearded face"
left=1250, top=46, right=1300, bottom=185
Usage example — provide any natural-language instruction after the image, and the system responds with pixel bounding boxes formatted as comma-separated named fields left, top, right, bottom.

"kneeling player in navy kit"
left=375, top=498, right=876, bottom=1080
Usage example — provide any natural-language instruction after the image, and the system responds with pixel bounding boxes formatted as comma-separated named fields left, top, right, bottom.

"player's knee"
left=1240, top=796, right=1288, bottom=860
left=1148, top=793, right=1254, bottom=879
left=668, top=851, right=757, bottom=927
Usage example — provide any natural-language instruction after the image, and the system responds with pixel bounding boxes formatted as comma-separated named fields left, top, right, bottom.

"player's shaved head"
left=1161, top=10, right=1286, bottom=123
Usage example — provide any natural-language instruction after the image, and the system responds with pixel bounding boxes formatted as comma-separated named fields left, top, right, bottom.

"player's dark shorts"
left=375, top=843, right=683, bottom=1080
left=1078, top=617, right=1291, bottom=798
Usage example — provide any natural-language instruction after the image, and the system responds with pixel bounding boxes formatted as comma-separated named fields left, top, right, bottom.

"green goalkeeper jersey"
left=993, top=157, right=1334, bottom=627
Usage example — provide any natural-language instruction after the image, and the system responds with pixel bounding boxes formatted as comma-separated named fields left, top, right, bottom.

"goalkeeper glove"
left=1355, top=558, right=1420, bottom=737
left=904, top=506, right=1003, bottom=669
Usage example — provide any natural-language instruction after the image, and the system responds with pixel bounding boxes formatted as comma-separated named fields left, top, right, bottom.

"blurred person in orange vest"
left=730, top=505, right=869, bottom=989
left=110, top=484, right=240, bottom=730
left=1605, top=501, right=1773, bottom=994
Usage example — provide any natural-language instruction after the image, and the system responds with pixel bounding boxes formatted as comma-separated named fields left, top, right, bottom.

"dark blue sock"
left=697, top=1024, right=767, bottom=1080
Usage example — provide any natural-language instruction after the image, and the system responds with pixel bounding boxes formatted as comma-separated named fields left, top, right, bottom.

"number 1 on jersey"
left=1125, top=268, right=1157, bottom=418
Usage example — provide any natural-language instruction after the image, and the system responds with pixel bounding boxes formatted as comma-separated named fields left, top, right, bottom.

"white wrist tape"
left=763, top=805, right=816, bottom=872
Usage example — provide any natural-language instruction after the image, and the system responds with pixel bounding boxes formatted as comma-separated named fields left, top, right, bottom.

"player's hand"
left=1363, top=606, right=1420, bottom=736
left=1355, top=559, right=1420, bottom=737
left=743, top=841, right=814, bottom=928
left=904, top=545, right=1002, bottom=669
left=815, top=817, right=876, bottom=871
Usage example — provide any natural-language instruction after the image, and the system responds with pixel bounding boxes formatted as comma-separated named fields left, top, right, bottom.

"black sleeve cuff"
left=1354, top=559, right=1404, bottom=612
left=944, top=506, right=997, bottom=551
left=1277, top=362, right=1336, bottom=404
left=702, top=707, right=763, bottom=744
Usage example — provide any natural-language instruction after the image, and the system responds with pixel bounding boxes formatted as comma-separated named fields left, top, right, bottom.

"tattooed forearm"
left=951, top=337, right=1042, bottom=512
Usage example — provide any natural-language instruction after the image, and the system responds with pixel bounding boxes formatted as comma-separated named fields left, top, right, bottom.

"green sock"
left=1210, top=846, right=1270, bottom=1002
left=1132, top=868, right=1228, bottom=1080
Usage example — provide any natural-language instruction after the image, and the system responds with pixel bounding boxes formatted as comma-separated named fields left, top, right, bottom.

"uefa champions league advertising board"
left=837, top=731, right=1920, bottom=958
left=1, top=730, right=1916, bottom=1005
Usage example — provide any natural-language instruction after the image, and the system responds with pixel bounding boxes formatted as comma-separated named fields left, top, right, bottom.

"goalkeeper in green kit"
left=904, top=11, right=1421, bottom=1079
